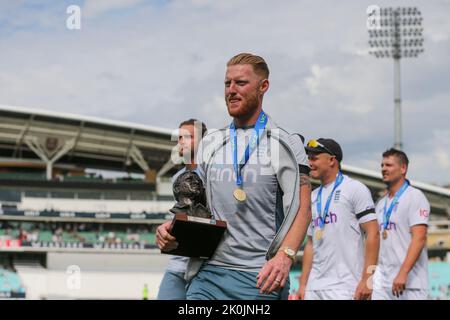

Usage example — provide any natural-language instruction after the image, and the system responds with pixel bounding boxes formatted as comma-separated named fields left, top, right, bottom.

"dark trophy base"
left=161, top=213, right=227, bottom=259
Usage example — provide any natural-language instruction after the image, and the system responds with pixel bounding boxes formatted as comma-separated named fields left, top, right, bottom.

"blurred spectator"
left=127, top=233, right=140, bottom=243
left=106, top=232, right=116, bottom=245
left=18, top=229, right=27, bottom=242
left=97, top=233, right=105, bottom=243
left=52, top=227, right=63, bottom=242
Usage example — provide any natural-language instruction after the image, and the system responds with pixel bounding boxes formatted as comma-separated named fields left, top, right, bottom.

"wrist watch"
left=279, top=246, right=296, bottom=262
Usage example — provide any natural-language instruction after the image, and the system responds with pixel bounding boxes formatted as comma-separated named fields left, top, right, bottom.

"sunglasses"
left=307, top=139, right=335, bottom=157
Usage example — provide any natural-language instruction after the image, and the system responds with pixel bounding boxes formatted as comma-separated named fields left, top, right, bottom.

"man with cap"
left=372, top=148, right=430, bottom=300
left=297, top=138, right=380, bottom=300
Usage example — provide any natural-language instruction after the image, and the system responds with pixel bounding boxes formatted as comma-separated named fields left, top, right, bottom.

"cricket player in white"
left=372, top=148, right=430, bottom=300
left=298, top=138, right=380, bottom=300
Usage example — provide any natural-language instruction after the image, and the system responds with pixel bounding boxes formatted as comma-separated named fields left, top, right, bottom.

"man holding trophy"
left=157, top=53, right=311, bottom=300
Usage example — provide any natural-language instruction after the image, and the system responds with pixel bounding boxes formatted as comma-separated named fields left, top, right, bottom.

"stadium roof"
left=0, top=104, right=177, bottom=178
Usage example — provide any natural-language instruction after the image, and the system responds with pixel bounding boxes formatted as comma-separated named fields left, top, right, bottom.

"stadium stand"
left=0, top=105, right=448, bottom=299
left=1, top=220, right=158, bottom=249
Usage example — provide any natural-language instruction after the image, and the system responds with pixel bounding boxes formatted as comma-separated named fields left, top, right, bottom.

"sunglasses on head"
left=307, top=139, right=335, bottom=157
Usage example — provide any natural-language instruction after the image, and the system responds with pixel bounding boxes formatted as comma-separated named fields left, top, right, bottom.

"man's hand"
left=297, top=283, right=307, bottom=300
left=392, top=270, right=408, bottom=298
left=156, top=221, right=178, bottom=251
left=256, top=251, right=292, bottom=295
left=354, top=277, right=373, bottom=300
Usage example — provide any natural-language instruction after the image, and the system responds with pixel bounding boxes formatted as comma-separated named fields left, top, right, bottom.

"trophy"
left=169, top=170, right=211, bottom=219
left=162, top=170, right=227, bottom=259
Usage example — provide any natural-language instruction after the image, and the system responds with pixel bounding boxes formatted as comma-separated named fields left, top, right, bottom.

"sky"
left=0, top=0, right=449, bottom=186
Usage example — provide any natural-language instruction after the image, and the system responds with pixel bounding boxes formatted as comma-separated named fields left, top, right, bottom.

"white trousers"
left=372, top=288, right=428, bottom=300
left=304, top=289, right=354, bottom=300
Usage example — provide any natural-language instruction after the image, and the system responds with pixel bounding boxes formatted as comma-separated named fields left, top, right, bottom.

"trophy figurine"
left=163, top=170, right=227, bottom=259
left=169, top=170, right=211, bottom=219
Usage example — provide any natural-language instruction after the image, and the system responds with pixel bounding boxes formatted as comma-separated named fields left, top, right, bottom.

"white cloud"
left=83, top=0, right=145, bottom=18
left=0, top=0, right=449, bottom=185
left=435, top=148, right=449, bottom=169
left=432, top=129, right=450, bottom=170
left=430, top=33, right=449, bottom=43
left=304, top=64, right=329, bottom=96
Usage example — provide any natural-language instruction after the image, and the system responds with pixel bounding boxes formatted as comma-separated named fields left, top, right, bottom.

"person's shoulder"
left=407, top=184, right=423, bottom=195
left=343, top=175, right=370, bottom=192
left=201, top=127, right=228, bottom=145
left=266, top=116, right=305, bottom=143
left=406, top=184, right=429, bottom=202
left=267, top=122, right=307, bottom=155
left=287, top=133, right=306, bottom=147
left=203, top=126, right=227, bottom=138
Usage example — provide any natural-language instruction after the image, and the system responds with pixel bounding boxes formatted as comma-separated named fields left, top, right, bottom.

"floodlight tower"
left=368, top=7, right=424, bottom=150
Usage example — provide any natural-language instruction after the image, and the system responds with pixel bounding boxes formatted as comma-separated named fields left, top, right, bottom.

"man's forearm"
left=399, top=232, right=427, bottom=274
left=361, top=229, right=380, bottom=280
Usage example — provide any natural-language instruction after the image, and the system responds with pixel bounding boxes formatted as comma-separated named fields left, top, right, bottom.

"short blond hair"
left=227, top=53, right=269, bottom=79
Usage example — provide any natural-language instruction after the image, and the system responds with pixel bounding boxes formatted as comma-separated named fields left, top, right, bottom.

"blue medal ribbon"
left=383, top=180, right=409, bottom=231
left=316, top=172, right=344, bottom=230
left=229, top=111, right=268, bottom=189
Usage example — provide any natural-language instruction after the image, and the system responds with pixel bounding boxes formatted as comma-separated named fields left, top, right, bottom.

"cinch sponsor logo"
left=313, top=212, right=337, bottom=227
left=209, top=166, right=258, bottom=183
left=379, top=222, right=397, bottom=231
left=419, top=209, right=429, bottom=217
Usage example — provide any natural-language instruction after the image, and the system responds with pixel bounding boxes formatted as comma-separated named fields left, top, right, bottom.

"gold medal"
left=233, top=188, right=247, bottom=202
left=315, top=229, right=323, bottom=241
left=382, top=230, right=388, bottom=240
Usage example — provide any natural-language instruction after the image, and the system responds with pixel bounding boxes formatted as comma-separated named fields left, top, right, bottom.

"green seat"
left=39, top=231, right=53, bottom=242
left=78, top=232, right=97, bottom=243
left=140, top=233, right=156, bottom=244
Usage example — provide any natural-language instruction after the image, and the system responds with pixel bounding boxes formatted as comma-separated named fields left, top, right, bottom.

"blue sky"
left=0, top=0, right=449, bottom=186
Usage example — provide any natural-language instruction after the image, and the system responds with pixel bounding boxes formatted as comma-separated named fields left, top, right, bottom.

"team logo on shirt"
left=334, top=190, right=341, bottom=202
left=419, top=209, right=429, bottom=218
